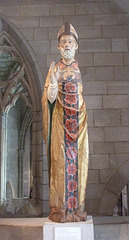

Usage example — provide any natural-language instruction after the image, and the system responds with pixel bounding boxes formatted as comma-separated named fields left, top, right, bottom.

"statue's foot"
left=75, top=209, right=87, bottom=221
left=49, top=207, right=87, bottom=223
left=49, top=207, right=66, bottom=223
left=66, top=210, right=87, bottom=222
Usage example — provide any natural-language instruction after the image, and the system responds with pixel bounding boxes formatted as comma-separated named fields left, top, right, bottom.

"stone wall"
left=0, top=0, right=129, bottom=217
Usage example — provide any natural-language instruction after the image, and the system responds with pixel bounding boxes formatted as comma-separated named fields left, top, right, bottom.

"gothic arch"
left=0, top=13, right=43, bottom=214
left=0, top=13, right=43, bottom=108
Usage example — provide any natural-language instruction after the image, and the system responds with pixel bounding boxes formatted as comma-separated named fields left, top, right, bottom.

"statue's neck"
left=61, top=57, right=75, bottom=66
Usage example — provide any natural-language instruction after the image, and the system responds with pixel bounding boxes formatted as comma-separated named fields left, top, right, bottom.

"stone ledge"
left=93, top=216, right=129, bottom=225
left=0, top=216, right=94, bottom=240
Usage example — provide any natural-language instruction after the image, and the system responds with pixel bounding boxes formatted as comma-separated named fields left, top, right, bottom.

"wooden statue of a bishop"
left=42, top=22, right=89, bottom=223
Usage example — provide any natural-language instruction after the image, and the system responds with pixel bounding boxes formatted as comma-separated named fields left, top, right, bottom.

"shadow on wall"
left=97, top=159, right=129, bottom=216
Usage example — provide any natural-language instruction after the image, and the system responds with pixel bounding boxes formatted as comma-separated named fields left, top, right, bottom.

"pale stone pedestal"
left=43, top=216, right=94, bottom=240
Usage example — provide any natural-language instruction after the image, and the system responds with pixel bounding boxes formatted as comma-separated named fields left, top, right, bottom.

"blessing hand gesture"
left=49, top=61, right=59, bottom=85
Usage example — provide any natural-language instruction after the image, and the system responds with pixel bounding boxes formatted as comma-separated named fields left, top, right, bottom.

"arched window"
left=0, top=34, right=33, bottom=200
left=0, top=14, right=43, bottom=216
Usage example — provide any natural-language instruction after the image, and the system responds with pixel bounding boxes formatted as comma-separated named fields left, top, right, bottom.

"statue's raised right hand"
left=49, top=61, right=59, bottom=85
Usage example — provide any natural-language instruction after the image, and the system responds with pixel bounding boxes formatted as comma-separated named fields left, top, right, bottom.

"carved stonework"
left=0, top=45, right=20, bottom=63
left=0, top=35, right=33, bottom=112
left=32, top=111, right=41, bottom=122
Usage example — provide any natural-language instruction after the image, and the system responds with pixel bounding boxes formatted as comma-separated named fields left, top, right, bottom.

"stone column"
left=18, top=149, right=25, bottom=198
left=0, top=112, right=7, bottom=200
left=31, top=111, right=43, bottom=202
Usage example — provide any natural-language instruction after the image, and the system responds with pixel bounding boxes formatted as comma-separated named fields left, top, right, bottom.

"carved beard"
left=60, top=46, right=76, bottom=61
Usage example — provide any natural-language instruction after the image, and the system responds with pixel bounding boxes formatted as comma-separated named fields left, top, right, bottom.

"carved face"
left=58, top=35, right=78, bottom=61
